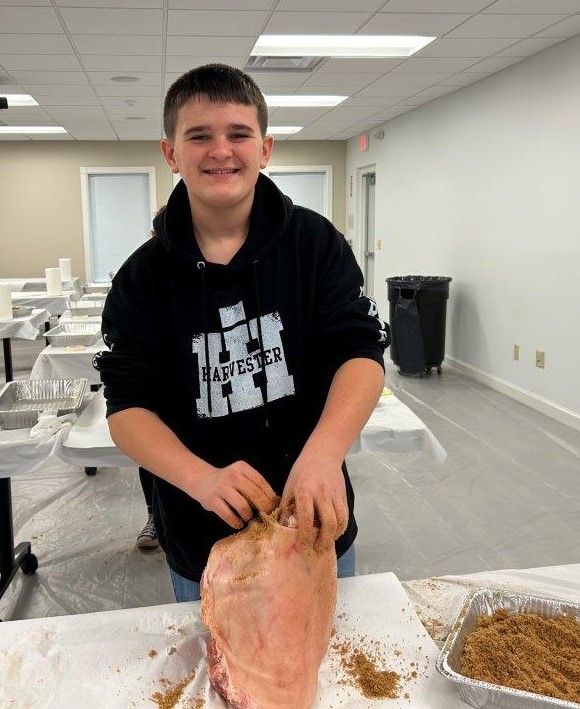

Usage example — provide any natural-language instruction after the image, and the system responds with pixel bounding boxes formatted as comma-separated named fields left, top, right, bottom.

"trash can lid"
left=386, top=275, right=452, bottom=291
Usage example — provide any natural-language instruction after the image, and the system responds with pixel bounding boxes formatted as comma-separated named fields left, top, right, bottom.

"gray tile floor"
left=2, top=337, right=580, bottom=621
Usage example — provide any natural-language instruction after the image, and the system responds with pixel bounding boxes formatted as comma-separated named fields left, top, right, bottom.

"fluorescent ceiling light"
left=266, top=95, right=347, bottom=107
left=253, top=35, right=435, bottom=58
left=3, top=94, right=38, bottom=107
left=267, top=126, right=303, bottom=135
left=0, top=126, right=67, bottom=134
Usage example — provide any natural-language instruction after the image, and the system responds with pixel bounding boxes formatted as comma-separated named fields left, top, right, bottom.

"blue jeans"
left=169, top=544, right=356, bottom=603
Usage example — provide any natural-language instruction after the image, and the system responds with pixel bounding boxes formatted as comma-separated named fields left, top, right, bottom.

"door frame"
left=356, top=164, right=376, bottom=292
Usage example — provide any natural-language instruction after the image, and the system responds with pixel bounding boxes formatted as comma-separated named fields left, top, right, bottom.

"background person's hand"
left=190, top=461, right=279, bottom=529
left=280, top=450, right=348, bottom=551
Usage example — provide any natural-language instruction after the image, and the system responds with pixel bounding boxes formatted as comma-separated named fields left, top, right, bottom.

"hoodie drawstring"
left=252, top=260, right=270, bottom=428
left=197, top=261, right=213, bottom=420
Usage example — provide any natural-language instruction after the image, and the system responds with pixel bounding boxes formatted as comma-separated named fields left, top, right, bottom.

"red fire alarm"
left=359, top=132, right=369, bottom=152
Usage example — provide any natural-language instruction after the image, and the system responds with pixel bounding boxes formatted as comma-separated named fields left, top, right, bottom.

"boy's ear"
left=260, top=135, right=274, bottom=169
left=161, top=138, right=179, bottom=174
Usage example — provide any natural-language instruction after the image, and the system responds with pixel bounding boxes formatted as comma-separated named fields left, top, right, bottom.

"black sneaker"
left=136, top=513, right=158, bottom=549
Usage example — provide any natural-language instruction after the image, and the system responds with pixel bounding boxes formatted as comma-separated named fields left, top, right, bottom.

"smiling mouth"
left=202, top=168, right=240, bottom=175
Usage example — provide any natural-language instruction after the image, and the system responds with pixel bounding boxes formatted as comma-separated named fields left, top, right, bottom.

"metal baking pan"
left=45, top=322, right=101, bottom=347
left=66, top=300, right=104, bottom=316
left=436, top=588, right=580, bottom=708
left=82, top=282, right=111, bottom=294
left=0, top=378, right=88, bottom=430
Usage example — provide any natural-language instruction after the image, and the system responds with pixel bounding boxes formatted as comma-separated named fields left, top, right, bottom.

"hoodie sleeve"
left=93, top=255, right=164, bottom=418
left=311, top=215, right=390, bottom=374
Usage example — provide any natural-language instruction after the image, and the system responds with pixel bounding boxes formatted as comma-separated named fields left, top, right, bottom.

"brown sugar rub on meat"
left=201, top=507, right=337, bottom=709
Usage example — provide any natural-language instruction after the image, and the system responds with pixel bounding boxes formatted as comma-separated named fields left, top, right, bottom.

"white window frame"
left=262, top=165, right=333, bottom=221
left=80, top=166, right=157, bottom=281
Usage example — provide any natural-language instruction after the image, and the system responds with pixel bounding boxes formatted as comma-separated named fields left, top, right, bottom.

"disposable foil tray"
left=436, top=588, right=580, bottom=709
left=45, top=322, right=101, bottom=347
left=83, top=282, right=111, bottom=294
left=0, top=378, right=88, bottom=430
left=66, top=300, right=103, bottom=316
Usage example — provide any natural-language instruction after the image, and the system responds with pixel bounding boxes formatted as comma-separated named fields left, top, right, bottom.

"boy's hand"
left=190, top=461, right=279, bottom=529
left=280, top=453, right=348, bottom=551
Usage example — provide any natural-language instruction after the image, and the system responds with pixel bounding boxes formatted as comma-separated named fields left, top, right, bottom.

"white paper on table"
left=0, top=573, right=465, bottom=708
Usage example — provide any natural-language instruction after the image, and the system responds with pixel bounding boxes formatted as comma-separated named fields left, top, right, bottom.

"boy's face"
left=161, top=96, right=273, bottom=214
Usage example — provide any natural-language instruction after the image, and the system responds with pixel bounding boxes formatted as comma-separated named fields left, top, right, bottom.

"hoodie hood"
left=153, top=172, right=294, bottom=271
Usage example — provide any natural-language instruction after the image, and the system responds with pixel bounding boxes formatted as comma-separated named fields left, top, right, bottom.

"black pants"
left=139, top=467, right=154, bottom=514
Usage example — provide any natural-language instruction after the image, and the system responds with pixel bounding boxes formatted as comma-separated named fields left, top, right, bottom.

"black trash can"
left=386, top=275, right=452, bottom=376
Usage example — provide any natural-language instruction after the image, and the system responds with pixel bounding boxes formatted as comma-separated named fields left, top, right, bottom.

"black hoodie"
left=95, top=173, right=389, bottom=581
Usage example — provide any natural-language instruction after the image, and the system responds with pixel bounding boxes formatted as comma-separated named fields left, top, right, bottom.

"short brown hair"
left=163, top=63, right=268, bottom=140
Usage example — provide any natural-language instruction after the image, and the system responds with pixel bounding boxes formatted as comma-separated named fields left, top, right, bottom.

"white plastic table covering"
left=59, top=309, right=102, bottom=324
left=10, top=292, right=79, bottom=316
left=350, top=388, right=447, bottom=463
left=0, top=572, right=465, bottom=709
left=0, top=308, right=51, bottom=340
left=29, top=340, right=104, bottom=384
left=0, top=277, right=81, bottom=296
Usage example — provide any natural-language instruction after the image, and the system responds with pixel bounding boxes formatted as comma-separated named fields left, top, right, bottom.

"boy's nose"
left=208, top=137, right=233, bottom=159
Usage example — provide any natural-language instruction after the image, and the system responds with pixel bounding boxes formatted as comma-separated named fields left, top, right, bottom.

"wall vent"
left=245, top=56, right=325, bottom=73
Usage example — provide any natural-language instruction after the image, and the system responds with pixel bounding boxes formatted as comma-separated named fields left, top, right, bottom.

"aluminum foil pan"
left=66, top=300, right=104, bottom=316
left=0, top=378, right=88, bottom=429
left=436, top=588, right=580, bottom=708
left=12, top=305, right=33, bottom=317
left=45, top=322, right=102, bottom=347
left=82, top=282, right=111, bottom=294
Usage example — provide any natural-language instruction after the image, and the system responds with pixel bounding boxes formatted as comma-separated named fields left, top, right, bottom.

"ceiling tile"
left=38, top=95, right=100, bottom=105
left=315, top=58, right=405, bottom=73
left=165, top=56, right=247, bottom=72
left=167, top=10, right=269, bottom=36
left=497, top=37, right=564, bottom=55
left=23, top=83, right=97, bottom=96
left=265, top=11, right=370, bottom=33
left=166, top=36, right=254, bottom=56
left=99, top=96, right=159, bottom=109
left=461, top=55, right=524, bottom=72
left=0, top=34, right=74, bottom=54
left=0, top=55, right=82, bottom=71
left=390, top=57, right=481, bottom=72
left=169, top=0, right=275, bottom=8
left=372, top=71, right=452, bottom=86
left=56, top=0, right=163, bottom=6
left=72, top=34, right=162, bottom=55
left=46, top=106, right=108, bottom=119
left=415, top=38, right=519, bottom=57
left=249, top=72, right=309, bottom=89
left=534, top=14, right=580, bottom=37
left=87, top=71, right=162, bottom=86
left=359, top=13, right=471, bottom=35
left=483, top=0, right=580, bottom=12
left=300, top=72, right=381, bottom=88
left=9, top=71, right=89, bottom=85
left=60, top=8, right=162, bottom=35
left=93, top=83, right=162, bottom=97
left=0, top=7, right=62, bottom=33
left=0, top=0, right=50, bottom=5
left=382, top=0, right=491, bottom=10
left=81, top=55, right=162, bottom=72
left=445, top=14, right=567, bottom=38
left=276, top=0, right=384, bottom=9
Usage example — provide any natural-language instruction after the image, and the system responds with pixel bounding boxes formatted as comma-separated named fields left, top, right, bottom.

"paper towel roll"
left=59, top=258, right=72, bottom=282
left=0, top=283, right=13, bottom=320
left=45, top=267, right=63, bottom=295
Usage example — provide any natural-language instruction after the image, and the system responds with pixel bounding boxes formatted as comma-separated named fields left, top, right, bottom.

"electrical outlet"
left=535, top=350, right=545, bottom=368
left=513, top=344, right=520, bottom=361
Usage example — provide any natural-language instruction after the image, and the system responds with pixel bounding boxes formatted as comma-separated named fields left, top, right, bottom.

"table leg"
left=2, top=338, right=13, bottom=382
left=44, top=320, right=50, bottom=347
left=0, top=478, right=37, bottom=602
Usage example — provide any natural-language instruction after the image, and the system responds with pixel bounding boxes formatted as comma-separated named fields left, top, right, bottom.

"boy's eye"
left=190, top=134, right=209, bottom=141
left=231, top=133, right=250, bottom=140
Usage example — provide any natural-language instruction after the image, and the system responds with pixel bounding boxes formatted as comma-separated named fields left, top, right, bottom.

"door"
left=363, top=172, right=376, bottom=298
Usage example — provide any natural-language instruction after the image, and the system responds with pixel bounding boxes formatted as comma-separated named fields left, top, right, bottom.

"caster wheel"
left=21, top=553, right=38, bottom=575
left=85, top=467, right=97, bottom=476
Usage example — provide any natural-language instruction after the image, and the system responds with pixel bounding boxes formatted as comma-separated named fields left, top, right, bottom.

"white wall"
left=346, top=34, right=580, bottom=428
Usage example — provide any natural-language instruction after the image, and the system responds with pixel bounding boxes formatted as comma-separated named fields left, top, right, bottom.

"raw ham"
left=200, top=509, right=337, bottom=709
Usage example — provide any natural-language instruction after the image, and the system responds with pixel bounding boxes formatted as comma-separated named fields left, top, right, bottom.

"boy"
left=95, top=63, right=388, bottom=601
